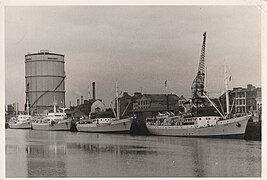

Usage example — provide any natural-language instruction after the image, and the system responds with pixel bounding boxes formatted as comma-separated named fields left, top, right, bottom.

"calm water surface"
left=6, top=129, right=261, bottom=177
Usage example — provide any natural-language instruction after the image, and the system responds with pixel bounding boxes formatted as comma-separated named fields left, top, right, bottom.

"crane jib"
left=191, top=32, right=207, bottom=102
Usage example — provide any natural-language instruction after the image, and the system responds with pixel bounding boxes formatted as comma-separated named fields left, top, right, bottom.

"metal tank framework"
left=25, top=50, right=66, bottom=113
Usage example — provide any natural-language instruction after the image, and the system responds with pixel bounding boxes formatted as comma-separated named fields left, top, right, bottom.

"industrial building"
left=118, top=92, right=188, bottom=118
left=25, top=50, right=66, bottom=114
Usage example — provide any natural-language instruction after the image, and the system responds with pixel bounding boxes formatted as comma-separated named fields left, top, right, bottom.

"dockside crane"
left=191, top=32, right=207, bottom=107
left=189, top=32, right=226, bottom=118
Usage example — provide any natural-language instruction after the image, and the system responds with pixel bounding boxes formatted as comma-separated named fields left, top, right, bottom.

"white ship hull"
left=9, top=122, right=31, bottom=129
left=146, top=115, right=250, bottom=138
left=32, top=119, right=71, bottom=131
left=76, top=118, right=133, bottom=133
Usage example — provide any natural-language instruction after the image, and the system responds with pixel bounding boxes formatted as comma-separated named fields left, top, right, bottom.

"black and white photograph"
left=2, top=0, right=266, bottom=178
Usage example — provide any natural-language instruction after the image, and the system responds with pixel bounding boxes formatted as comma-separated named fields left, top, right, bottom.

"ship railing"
left=222, top=112, right=252, bottom=120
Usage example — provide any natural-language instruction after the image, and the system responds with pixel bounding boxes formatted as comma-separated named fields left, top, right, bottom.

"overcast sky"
left=5, top=5, right=261, bottom=110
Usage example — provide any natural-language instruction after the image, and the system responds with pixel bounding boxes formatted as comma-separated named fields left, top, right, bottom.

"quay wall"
left=244, top=121, right=261, bottom=141
left=130, top=112, right=151, bottom=135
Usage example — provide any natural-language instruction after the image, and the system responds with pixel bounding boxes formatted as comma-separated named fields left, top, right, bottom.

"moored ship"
left=9, top=114, right=32, bottom=129
left=32, top=101, right=71, bottom=131
left=146, top=32, right=251, bottom=138
left=9, top=98, right=32, bottom=129
left=76, top=117, right=134, bottom=133
left=146, top=108, right=251, bottom=138
left=76, top=82, right=134, bottom=133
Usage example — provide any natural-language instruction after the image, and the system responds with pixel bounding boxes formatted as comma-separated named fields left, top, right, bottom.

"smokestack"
left=81, top=96, right=83, bottom=104
left=92, top=82, right=96, bottom=100
left=77, top=99, right=80, bottom=106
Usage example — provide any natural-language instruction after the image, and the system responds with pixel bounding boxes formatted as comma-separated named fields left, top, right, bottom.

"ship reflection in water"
left=5, top=129, right=261, bottom=177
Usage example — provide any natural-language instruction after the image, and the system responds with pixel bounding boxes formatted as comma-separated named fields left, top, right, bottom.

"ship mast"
left=116, top=82, right=120, bottom=119
left=15, top=103, right=18, bottom=116
left=53, top=96, right=57, bottom=113
left=26, top=97, right=30, bottom=115
left=191, top=32, right=207, bottom=106
left=224, top=63, right=230, bottom=115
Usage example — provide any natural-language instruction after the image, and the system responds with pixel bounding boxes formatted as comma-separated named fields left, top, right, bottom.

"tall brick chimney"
left=92, top=82, right=96, bottom=100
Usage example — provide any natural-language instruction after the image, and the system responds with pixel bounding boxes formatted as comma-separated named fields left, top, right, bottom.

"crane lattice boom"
left=191, top=32, right=207, bottom=104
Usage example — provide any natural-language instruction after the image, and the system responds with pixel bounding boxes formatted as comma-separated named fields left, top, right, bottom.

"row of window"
left=138, top=100, right=150, bottom=106
left=236, top=93, right=245, bottom=98
left=236, top=99, right=246, bottom=105
left=235, top=106, right=256, bottom=113
left=236, top=107, right=246, bottom=113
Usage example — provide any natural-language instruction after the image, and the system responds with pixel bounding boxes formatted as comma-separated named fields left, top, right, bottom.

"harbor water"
left=6, top=129, right=261, bottom=177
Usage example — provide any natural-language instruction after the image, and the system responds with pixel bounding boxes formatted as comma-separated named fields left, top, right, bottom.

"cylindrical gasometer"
left=25, top=50, right=65, bottom=114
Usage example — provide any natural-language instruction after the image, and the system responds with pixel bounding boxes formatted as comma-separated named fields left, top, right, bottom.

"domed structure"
left=91, top=100, right=105, bottom=113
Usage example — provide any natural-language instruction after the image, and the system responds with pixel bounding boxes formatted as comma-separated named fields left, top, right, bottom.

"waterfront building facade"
left=219, top=84, right=261, bottom=121
left=132, top=94, right=180, bottom=112
left=118, top=92, right=187, bottom=118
